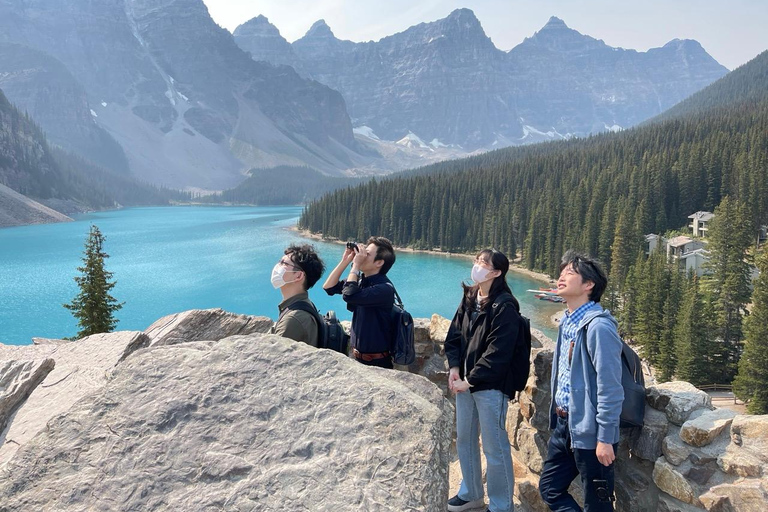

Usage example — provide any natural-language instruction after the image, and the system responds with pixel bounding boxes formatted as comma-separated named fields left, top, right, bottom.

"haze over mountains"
left=235, top=9, right=728, bottom=149
left=0, top=0, right=729, bottom=200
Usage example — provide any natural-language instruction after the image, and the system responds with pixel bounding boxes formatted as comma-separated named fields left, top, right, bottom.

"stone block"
left=717, top=414, right=768, bottom=478
left=413, top=317, right=431, bottom=344
left=663, top=434, right=693, bottom=466
left=652, top=457, right=701, bottom=506
left=657, top=493, right=708, bottom=512
left=700, top=480, right=768, bottom=512
left=680, top=408, right=737, bottom=447
left=516, top=424, right=549, bottom=474
left=631, top=406, right=670, bottom=461
left=646, top=381, right=712, bottom=426
left=429, top=314, right=451, bottom=347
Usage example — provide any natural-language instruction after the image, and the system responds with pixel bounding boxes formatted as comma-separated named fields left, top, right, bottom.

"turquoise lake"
left=0, top=206, right=562, bottom=345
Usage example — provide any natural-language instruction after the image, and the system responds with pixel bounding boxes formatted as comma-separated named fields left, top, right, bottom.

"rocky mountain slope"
left=235, top=9, right=729, bottom=150
left=0, top=0, right=371, bottom=190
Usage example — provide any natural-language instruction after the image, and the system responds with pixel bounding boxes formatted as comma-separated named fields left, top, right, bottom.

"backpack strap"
left=282, top=300, right=324, bottom=345
left=386, top=282, right=404, bottom=309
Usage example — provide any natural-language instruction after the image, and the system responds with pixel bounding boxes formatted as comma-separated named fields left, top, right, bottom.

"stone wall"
left=2, top=309, right=766, bottom=511
left=415, top=315, right=768, bottom=512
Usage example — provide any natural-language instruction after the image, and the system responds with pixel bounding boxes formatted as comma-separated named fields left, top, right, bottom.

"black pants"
left=539, top=416, right=617, bottom=512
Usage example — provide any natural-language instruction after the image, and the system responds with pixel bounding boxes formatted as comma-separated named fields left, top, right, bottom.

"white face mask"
left=271, top=263, right=300, bottom=289
left=471, top=263, right=495, bottom=284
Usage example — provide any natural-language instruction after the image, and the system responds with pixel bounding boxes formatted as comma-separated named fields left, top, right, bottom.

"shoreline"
left=292, top=226, right=555, bottom=286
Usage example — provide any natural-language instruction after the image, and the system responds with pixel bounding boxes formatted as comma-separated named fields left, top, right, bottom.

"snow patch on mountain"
left=396, top=131, right=432, bottom=150
left=353, top=126, right=380, bottom=140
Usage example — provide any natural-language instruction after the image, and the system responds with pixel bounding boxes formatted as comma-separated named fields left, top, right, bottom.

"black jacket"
left=324, top=273, right=395, bottom=354
left=444, top=292, right=526, bottom=398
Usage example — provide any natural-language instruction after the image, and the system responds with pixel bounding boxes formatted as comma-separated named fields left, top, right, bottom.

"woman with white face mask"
left=444, top=249, right=526, bottom=512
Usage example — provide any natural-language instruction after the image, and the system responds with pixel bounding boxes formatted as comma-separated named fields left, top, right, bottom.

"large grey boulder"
left=0, top=331, right=149, bottom=467
left=646, top=381, right=712, bottom=426
left=0, top=334, right=452, bottom=511
left=145, top=308, right=272, bottom=346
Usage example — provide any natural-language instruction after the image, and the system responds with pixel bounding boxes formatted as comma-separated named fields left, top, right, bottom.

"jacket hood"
left=578, top=305, right=618, bottom=330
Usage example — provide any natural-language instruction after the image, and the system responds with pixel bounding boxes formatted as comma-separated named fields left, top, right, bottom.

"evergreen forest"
left=299, top=51, right=768, bottom=409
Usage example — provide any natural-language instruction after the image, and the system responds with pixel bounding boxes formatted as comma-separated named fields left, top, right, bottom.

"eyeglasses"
left=278, top=259, right=302, bottom=272
left=474, top=257, right=494, bottom=269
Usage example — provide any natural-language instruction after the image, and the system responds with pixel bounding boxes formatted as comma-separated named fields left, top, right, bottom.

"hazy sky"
left=202, top=0, right=767, bottom=70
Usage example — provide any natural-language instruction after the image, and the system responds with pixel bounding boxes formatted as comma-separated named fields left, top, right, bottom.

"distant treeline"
left=299, top=51, right=768, bottom=278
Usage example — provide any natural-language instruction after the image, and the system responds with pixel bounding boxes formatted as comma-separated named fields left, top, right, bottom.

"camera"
left=346, top=241, right=359, bottom=252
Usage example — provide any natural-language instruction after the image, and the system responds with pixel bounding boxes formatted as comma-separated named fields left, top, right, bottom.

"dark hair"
left=285, top=244, right=325, bottom=290
left=462, top=248, right=520, bottom=311
left=366, top=236, right=396, bottom=275
left=559, top=250, right=607, bottom=302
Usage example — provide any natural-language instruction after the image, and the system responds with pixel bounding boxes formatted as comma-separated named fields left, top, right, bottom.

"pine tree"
left=675, top=275, right=713, bottom=385
left=64, top=225, right=123, bottom=339
left=703, top=197, right=754, bottom=382
left=733, top=250, right=768, bottom=413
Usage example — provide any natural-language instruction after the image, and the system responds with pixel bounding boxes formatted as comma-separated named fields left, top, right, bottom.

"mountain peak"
left=446, top=8, right=480, bottom=22
left=543, top=16, right=568, bottom=29
left=305, top=19, right=335, bottom=39
left=519, top=16, right=605, bottom=53
left=233, top=15, right=281, bottom=38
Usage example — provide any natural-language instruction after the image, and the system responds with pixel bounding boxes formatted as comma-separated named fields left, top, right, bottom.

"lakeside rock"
left=0, top=334, right=452, bottom=511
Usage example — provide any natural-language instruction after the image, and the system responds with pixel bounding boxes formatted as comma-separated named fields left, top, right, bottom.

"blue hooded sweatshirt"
left=549, top=306, right=624, bottom=449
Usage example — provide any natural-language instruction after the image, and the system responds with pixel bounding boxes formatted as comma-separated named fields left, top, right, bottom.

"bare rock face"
left=680, top=408, right=737, bottom=448
left=0, top=334, right=453, bottom=511
left=145, top=308, right=272, bottom=346
left=0, top=358, right=55, bottom=433
left=646, top=381, right=712, bottom=426
left=0, top=331, right=149, bottom=466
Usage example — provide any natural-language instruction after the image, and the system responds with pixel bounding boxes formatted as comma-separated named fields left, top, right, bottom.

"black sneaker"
left=447, top=495, right=485, bottom=512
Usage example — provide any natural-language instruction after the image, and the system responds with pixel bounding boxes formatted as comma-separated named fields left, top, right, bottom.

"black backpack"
left=492, top=293, right=532, bottom=393
left=284, top=301, right=350, bottom=355
left=387, top=283, right=415, bottom=365
left=582, top=320, right=646, bottom=428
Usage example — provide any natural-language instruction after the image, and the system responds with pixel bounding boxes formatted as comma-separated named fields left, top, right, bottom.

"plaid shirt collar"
left=561, top=301, right=597, bottom=341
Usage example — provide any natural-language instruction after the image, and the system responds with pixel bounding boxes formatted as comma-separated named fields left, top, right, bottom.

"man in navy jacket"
left=539, top=250, right=624, bottom=511
left=323, top=236, right=396, bottom=369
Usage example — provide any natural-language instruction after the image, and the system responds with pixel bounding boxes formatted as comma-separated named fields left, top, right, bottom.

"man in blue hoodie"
left=539, top=250, right=624, bottom=512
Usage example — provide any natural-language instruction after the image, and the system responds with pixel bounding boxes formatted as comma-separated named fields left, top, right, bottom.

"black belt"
left=352, top=349, right=390, bottom=362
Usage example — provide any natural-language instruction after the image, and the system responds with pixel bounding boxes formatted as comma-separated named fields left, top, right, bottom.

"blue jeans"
left=539, top=416, right=617, bottom=512
left=456, top=389, right=515, bottom=512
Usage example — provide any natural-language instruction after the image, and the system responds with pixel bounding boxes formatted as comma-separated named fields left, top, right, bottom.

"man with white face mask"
left=270, top=244, right=325, bottom=346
